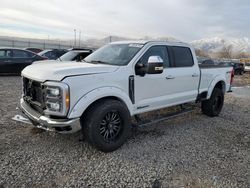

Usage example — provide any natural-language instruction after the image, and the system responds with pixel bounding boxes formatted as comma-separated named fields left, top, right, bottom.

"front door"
left=134, top=45, right=172, bottom=111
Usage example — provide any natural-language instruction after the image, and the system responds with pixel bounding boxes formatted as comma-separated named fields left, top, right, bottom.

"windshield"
left=59, top=51, right=77, bottom=61
left=84, top=43, right=143, bottom=66
left=245, top=63, right=250, bottom=66
left=38, top=50, right=49, bottom=56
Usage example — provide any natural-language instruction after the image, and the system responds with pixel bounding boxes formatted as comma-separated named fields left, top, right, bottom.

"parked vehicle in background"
left=245, top=63, right=250, bottom=72
left=199, top=58, right=217, bottom=65
left=16, top=41, right=234, bottom=152
left=38, top=49, right=68, bottom=60
left=59, top=49, right=93, bottom=62
left=220, top=62, right=244, bottom=75
left=24, top=48, right=43, bottom=54
left=197, top=56, right=208, bottom=64
left=0, top=48, right=47, bottom=74
left=232, top=62, right=245, bottom=75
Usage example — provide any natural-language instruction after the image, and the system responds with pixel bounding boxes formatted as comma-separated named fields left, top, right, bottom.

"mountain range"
left=191, top=37, right=250, bottom=53
left=86, top=36, right=250, bottom=54
left=1, top=35, right=250, bottom=54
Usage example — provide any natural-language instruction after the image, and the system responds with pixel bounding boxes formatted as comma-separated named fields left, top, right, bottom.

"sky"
left=0, top=0, right=250, bottom=42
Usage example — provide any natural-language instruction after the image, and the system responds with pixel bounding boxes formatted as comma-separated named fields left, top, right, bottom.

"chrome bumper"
left=13, top=98, right=81, bottom=134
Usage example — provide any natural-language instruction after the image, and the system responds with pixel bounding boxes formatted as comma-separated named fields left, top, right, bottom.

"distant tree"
left=195, top=49, right=210, bottom=58
left=218, top=45, right=233, bottom=59
left=234, top=52, right=248, bottom=59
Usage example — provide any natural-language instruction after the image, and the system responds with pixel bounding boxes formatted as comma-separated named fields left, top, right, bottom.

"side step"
left=133, top=105, right=194, bottom=128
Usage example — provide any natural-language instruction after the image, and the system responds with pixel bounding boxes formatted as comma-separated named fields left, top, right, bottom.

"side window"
left=6, top=50, right=12, bottom=57
left=25, top=51, right=35, bottom=58
left=0, top=50, right=5, bottom=58
left=0, top=50, right=12, bottom=58
left=80, top=52, right=91, bottom=59
left=78, top=53, right=89, bottom=60
left=139, top=46, right=170, bottom=68
left=12, top=50, right=33, bottom=58
left=172, top=46, right=194, bottom=67
left=44, top=51, right=56, bottom=59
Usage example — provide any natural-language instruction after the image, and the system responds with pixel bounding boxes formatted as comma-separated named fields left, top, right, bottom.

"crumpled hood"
left=21, top=60, right=120, bottom=82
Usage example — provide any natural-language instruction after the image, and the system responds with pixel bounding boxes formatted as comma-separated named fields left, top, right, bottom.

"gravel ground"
left=0, top=76, right=249, bottom=188
left=233, top=73, right=250, bottom=87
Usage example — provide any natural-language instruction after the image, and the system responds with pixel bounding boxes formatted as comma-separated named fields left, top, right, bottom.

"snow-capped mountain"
left=191, top=37, right=250, bottom=53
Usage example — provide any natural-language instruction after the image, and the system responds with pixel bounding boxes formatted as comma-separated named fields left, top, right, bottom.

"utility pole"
left=74, top=29, right=76, bottom=47
left=79, top=30, right=81, bottom=47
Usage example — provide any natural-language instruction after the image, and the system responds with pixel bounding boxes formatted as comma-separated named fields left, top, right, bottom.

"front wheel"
left=201, top=88, right=224, bottom=117
left=81, top=99, right=131, bottom=152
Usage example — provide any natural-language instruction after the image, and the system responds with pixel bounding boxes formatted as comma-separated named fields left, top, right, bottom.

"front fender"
left=207, top=75, right=226, bottom=99
left=68, top=87, right=134, bottom=119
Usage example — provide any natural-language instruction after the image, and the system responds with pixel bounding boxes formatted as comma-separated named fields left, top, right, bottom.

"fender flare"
left=68, top=87, right=134, bottom=119
left=206, top=75, right=226, bottom=99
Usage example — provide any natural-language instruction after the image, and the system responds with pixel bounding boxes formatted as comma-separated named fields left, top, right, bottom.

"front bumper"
left=13, top=98, right=81, bottom=134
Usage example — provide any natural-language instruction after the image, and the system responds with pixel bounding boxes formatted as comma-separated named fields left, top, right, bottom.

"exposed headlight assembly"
left=43, top=82, right=70, bottom=117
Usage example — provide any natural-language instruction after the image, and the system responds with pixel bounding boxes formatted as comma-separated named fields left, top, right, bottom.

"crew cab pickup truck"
left=15, top=41, right=234, bottom=152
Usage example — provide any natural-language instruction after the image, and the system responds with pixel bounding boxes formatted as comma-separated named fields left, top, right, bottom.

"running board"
left=133, top=107, right=194, bottom=128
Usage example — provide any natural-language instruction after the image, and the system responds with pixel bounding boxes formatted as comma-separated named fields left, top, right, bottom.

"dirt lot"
left=0, top=76, right=249, bottom=188
left=233, top=72, right=250, bottom=87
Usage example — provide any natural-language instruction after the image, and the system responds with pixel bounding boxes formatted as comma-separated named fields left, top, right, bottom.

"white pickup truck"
left=16, top=41, right=234, bottom=152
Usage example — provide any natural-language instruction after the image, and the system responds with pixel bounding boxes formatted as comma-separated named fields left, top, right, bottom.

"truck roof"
left=110, top=40, right=192, bottom=48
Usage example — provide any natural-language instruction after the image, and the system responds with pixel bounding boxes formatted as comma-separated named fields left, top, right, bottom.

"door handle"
left=166, top=75, right=175, bottom=79
left=192, top=73, right=199, bottom=77
left=4, top=60, right=11, bottom=63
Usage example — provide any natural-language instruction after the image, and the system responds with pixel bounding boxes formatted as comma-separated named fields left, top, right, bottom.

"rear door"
left=166, top=46, right=200, bottom=103
left=0, top=49, right=13, bottom=73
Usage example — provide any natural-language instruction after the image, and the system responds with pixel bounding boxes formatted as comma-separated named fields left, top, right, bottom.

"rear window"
left=172, top=46, right=194, bottom=67
left=246, top=63, right=250, bottom=66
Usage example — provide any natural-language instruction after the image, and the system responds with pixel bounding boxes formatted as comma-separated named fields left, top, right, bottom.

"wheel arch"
left=207, top=79, right=226, bottom=99
left=68, top=87, right=133, bottom=119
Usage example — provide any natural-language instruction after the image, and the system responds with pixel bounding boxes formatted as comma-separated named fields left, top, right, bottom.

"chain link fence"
left=0, top=38, right=81, bottom=50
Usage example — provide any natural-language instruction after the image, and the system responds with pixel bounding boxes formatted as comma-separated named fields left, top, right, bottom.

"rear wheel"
left=81, top=99, right=131, bottom=152
left=201, top=88, right=224, bottom=117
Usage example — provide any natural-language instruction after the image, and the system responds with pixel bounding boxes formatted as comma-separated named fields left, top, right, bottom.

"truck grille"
left=23, top=77, right=45, bottom=114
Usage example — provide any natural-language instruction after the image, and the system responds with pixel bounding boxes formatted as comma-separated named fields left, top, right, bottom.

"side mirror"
left=147, top=56, right=164, bottom=74
left=135, top=62, right=146, bottom=76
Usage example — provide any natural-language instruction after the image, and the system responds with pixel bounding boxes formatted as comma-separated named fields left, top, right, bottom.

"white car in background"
left=58, top=48, right=93, bottom=62
left=245, top=63, right=250, bottom=72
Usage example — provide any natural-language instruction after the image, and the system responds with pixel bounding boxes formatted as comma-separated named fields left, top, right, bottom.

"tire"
left=201, top=88, right=224, bottom=117
left=240, top=70, right=244, bottom=75
left=81, top=99, right=131, bottom=152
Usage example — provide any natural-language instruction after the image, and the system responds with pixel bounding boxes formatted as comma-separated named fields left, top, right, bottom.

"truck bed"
left=199, top=64, right=233, bottom=94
